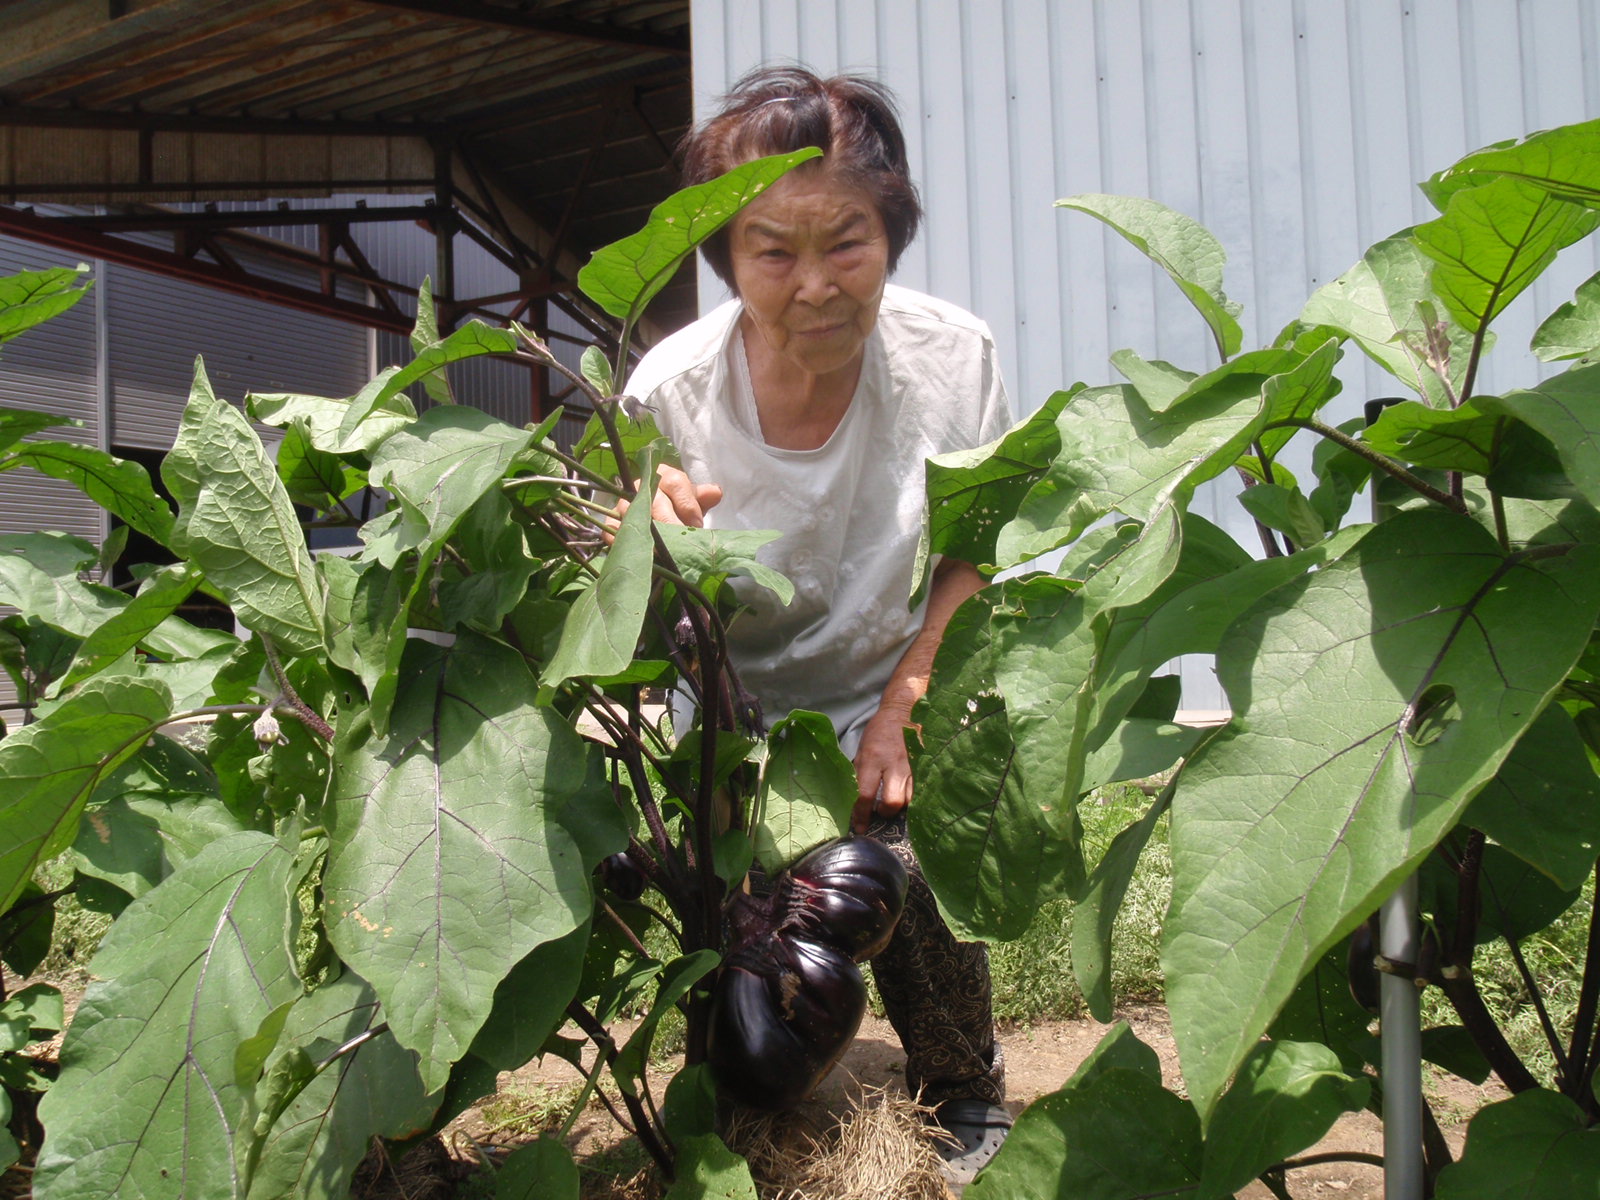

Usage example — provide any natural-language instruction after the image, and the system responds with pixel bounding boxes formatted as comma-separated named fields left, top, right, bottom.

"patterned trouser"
left=865, top=815, right=1005, bottom=1109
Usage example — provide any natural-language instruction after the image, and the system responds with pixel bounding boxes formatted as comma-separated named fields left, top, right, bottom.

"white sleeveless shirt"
left=625, top=284, right=1012, bottom=746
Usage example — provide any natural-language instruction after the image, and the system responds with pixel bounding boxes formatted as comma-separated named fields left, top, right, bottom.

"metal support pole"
left=1365, top=397, right=1426, bottom=1200
left=1379, top=879, right=1425, bottom=1200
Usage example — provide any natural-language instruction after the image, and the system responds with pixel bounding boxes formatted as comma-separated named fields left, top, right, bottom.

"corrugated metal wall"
left=694, top=0, right=1600, bottom=411
left=0, top=236, right=104, bottom=546
left=692, top=0, right=1600, bottom=711
left=106, top=260, right=371, bottom=450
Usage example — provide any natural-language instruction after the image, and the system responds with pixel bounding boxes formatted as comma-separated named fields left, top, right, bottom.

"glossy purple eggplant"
left=707, top=933, right=868, bottom=1110
left=773, top=836, right=909, bottom=961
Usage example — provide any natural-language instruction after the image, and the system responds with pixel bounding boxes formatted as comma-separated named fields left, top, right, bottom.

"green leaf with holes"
left=1164, top=510, right=1600, bottom=1119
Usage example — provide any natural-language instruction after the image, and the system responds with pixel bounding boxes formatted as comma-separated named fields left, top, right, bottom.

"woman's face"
left=727, top=167, right=890, bottom=379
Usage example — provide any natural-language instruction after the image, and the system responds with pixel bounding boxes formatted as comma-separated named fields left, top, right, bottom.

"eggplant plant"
left=912, top=118, right=1600, bottom=1196
left=0, top=147, right=891, bottom=1198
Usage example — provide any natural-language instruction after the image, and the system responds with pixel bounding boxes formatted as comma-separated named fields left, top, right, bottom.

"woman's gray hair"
left=678, top=65, right=923, bottom=289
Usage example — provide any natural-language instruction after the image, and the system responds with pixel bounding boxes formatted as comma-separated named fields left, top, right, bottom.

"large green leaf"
left=243, top=971, right=438, bottom=1200
left=989, top=574, right=1103, bottom=836
left=998, top=377, right=1266, bottom=567
left=72, top=733, right=230, bottom=900
left=322, top=633, right=621, bottom=1090
left=1083, top=516, right=1318, bottom=746
left=0, top=265, right=91, bottom=345
left=0, top=404, right=79, bottom=455
left=1164, top=510, right=1600, bottom=1119
left=1256, top=338, right=1344, bottom=458
left=664, top=1134, right=759, bottom=1200
left=1237, top=483, right=1327, bottom=549
left=163, top=360, right=324, bottom=655
left=1533, top=270, right=1600, bottom=361
left=1197, top=1041, right=1369, bottom=1200
left=1426, top=116, right=1600, bottom=208
left=463, top=920, right=593, bottom=1075
left=1111, top=350, right=1195, bottom=409
left=58, top=561, right=203, bottom=691
left=1414, top=175, right=1600, bottom=335
left=1057, top=193, right=1243, bottom=359
left=34, top=830, right=302, bottom=1200
left=1477, top=363, right=1600, bottom=509
left=1434, top=1088, right=1600, bottom=1199
left=406, top=276, right=457, bottom=406
left=1071, top=786, right=1171, bottom=1021
left=338, top=321, right=519, bottom=441
left=342, top=550, right=419, bottom=734
left=1360, top=398, right=1501, bottom=474
left=1300, top=233, right=1474, bottom=409
left=273, top=422, right=364, bottom=511
left=436, top=489, right=537, bottom=631
left=246, top=388, right=414, bottom=456
left=911, top=591, right=1081, bottom=939
left=368, top=403, right=532, bottom=548
left=7, top=441, right=174, bottom=544
left=542, top=470, right=654, bottom=686
left=754, top=710, right=856, bottom=871
left=579, top=149, right=821, bottom=321
left=653, top=523, right=795, bottom=607
left=966, top=1065, right=1202, bottom=1200
left=1465, top=703, right=1600, bottom=891
left=495, top=1138, right=579, bottom=1200
left=0, top=674, right=172, bottom=913
left=0, top=532, right=126, bottom=637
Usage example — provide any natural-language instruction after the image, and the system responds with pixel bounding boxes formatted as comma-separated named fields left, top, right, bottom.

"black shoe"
left=931, top=1099, right=1012, bottom=1194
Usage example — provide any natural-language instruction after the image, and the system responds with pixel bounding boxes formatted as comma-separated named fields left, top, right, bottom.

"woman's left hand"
left=851, top=708, right=914, bottom=832
left=846, top=559, right=987, bottom=834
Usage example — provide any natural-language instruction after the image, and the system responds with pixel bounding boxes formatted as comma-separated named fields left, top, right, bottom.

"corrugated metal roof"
left=0, top=0, right=698, bottom=333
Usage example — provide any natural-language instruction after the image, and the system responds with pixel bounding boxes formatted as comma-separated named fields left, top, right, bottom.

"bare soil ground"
left=439, top=1004, right=1508, bottom=1199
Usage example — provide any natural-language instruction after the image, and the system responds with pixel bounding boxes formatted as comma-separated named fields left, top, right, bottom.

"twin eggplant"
left=707, top=836, right=909, bottom=1110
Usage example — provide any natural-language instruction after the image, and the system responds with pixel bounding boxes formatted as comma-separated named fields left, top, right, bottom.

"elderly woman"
left=626, top=66, right=1013, bottom=1185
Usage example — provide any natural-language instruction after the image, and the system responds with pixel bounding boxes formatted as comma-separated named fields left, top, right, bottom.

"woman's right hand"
left=612, top=463, right=723, bottom=531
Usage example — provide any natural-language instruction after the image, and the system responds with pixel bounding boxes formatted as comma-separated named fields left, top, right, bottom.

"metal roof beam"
left=0, top=103, right=424, bottom=138
left=355, top=0, right=688, bottom=58
left=58, top=204, right=441, bottom=232
left=0, top=202, right=419, bottom=335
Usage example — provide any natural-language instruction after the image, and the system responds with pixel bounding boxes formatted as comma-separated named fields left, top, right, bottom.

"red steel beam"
left=0, top=203, right=417, bottom=335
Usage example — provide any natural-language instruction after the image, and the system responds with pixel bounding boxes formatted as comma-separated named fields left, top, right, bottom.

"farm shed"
left=1, top=0, right=1598, bottom=713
